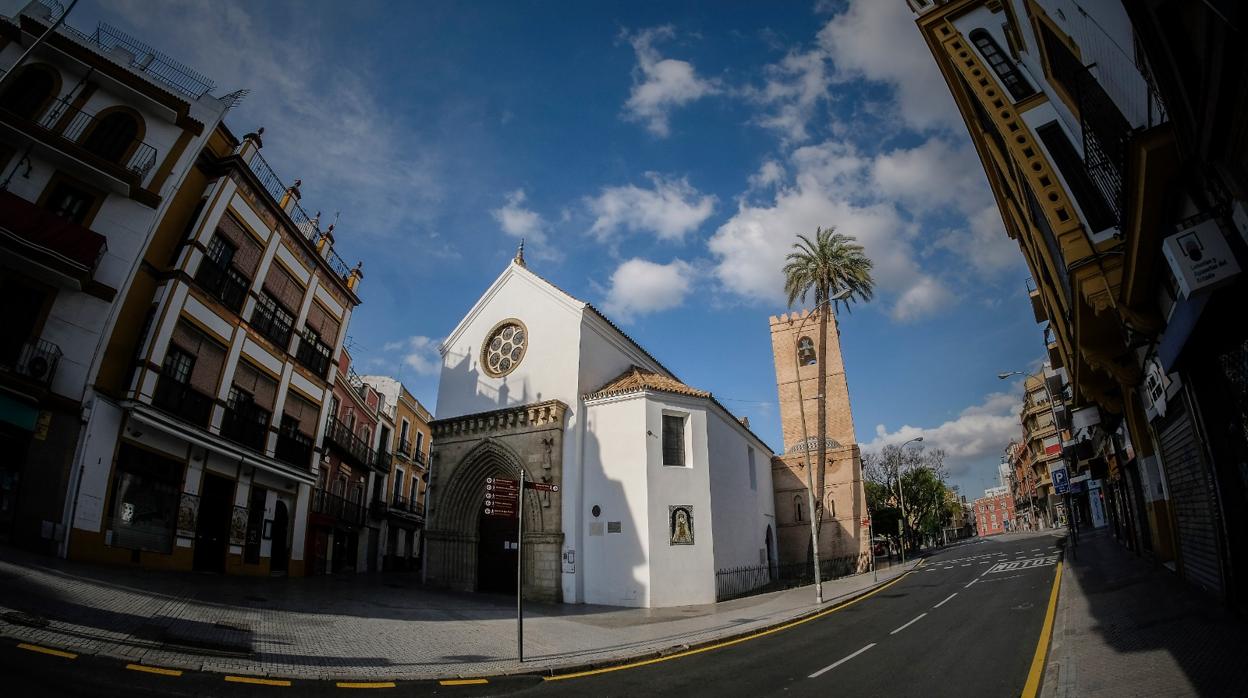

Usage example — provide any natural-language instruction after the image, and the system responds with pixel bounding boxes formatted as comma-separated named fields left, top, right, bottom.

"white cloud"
left=602, top=258, right=695, bottom=321
left=586, top=173, right=716, bottom=242
left=863, top=389, right=1024, bottom=479
left=491, top=189, right=545, bottom=242
left=622, top=26, right=719, bottom=137
left=870, top=139, right=993, bottom=215
left=100, top=0, right=442, bottom=245
left=385, top=336, right=442, bottom=376
left=890, top=275, right=956, bottom=322
left=817, top=0, right=960, bottom=132
left=748, top=160, right=786, bottom=191
left=935, top=205, right=1019, bottom=275
left=748, top=48, right=830, bottom=142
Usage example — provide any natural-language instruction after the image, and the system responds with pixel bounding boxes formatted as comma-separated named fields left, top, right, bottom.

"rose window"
left=483, top=320, right=527, bottom=377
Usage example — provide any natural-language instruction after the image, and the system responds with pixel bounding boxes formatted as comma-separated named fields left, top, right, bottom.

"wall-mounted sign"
left=1051, top=465, right=1069, bottom=495
left=1162, top=219, right=1240, bottom=298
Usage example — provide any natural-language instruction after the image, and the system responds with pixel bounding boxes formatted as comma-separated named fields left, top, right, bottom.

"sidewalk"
left=0, top=546, right=917, bottom=680
left=1043, top=529, right=1248, bottom=697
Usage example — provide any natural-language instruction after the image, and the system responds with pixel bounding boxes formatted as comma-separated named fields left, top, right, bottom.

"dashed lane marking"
left=809, top=643, right=876, bottom=679
left=126, top=664, right=183, bottom=677
left=336, top=682, right=396, bottom=689
left=890, top=613, right=927, bottom=635
left=16, top=643, right=76, bottom=659
left=440, top=679, right=489, bottom=686
left=933, top=593, right=957, bottom=608
left=225, top=676, right=293, bottom=686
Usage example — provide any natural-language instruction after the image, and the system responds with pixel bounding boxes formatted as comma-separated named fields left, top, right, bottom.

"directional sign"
left=525, top=481, right=560, bottom=493
left=486, top=477, right=520, bottom=492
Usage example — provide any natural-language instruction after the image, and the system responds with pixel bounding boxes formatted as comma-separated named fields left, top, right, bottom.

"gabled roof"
left=586, top=366, right=709, bottom=401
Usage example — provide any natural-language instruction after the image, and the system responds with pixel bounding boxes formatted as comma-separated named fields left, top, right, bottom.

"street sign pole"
left=516, top=469, right=525, bottom=663
left=868, top=517, right=876, bottom=582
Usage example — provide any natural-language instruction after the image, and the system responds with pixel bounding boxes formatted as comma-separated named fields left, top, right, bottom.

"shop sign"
left=1162, top=219, right=1240, bottom=298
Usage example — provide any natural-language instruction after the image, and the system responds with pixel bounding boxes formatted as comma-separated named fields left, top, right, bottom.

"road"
left=1, top=532, right=1062, bottom=697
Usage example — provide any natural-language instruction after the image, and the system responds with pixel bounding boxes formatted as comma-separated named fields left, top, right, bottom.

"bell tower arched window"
left=970, top=29, right=1035, bottom=101
left=794, top=495, right=804, bottom=522
left=1, top=64, right=59, bottom=121
left=797, top=336, right=816, bottom=366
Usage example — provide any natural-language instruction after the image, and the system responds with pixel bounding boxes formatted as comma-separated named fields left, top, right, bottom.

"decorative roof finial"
left=514, top=238, right=526, bottom=268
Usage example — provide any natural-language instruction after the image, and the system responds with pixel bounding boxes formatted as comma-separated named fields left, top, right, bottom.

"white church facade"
left=424, top=252, right=776, bottom=607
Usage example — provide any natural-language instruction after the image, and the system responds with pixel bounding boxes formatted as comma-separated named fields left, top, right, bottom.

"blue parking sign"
left=1052, top=466, right=1070, bottom=494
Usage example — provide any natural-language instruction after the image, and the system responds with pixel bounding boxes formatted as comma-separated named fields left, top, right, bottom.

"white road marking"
left=961, top=563, right=971, bottom=567
left=809, top=643, right=877, bottom=678
left=934, top=593, right=957, bottom=608
left=965, top=578, right=977, bottom=588
left=890, top=613, right=928, bottom=635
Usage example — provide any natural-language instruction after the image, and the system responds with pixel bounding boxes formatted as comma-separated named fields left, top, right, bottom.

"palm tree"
left=783, top=226, right=874, bottom=546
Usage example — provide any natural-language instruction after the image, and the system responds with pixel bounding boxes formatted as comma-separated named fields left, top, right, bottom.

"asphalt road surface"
left=2, top=532, right=1062, bottom=697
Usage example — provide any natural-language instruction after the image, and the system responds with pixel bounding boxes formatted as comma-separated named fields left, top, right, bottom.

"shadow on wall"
left=441, top=349, right=541, bottom=415
left=579, top=422, right=647, bottom=607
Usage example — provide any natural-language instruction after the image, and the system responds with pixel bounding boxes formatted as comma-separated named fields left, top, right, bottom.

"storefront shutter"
left=1158, top=399, right=1224, bottom=596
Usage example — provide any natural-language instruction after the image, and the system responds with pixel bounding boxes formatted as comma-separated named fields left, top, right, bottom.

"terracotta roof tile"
left=586, top=366, right=709, bottom=400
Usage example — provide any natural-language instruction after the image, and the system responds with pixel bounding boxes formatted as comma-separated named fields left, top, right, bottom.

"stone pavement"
left=1043, top=528, right=1248, bottom=697
left=0, top=547, right=917, bottom=680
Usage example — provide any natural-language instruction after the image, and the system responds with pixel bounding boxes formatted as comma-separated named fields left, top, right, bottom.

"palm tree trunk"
left=814, top=299, right=829, bottom=545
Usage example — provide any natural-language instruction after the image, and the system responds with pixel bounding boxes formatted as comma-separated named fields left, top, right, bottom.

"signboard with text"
left=1051, top=465, right=1070, bottom=495
left=484, top=477, right=519, bottom=517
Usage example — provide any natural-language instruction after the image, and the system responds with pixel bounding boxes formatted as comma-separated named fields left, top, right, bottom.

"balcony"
left=311, top=487, right=365, bottom=528
left=323, top=416, right=374, bottom=470
left=151, top=374, right=213, bottom=428
left=274, top=428, right=313, bottom=469
left=374, top=447, right=393, bottom=473
left=250, top=295, right=293, bottom=349
left=0, top=337, right=62, bottom=389
left=396, top=437, right=412, bottom=460
left=0, top=189, right=107, bottom=287
left=220, top=401, right=270, bottom=452
left=384, top=493, right=425, bottom=522
left=194, top=256, right=249, bottom=314
left=295, top=330, right=332, bottom=379
left=1025, top=278, right=1046, bottom=324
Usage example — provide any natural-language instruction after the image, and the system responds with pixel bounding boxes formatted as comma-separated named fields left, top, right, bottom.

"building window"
left=82, top=111, right=141, bottom=165
left=1035, top=121, right=1116, bottom=233
left=43, top=179, right=98, bottom=225
left=106, top=443, right=182, bottom=554
left=969, top=29, right=1035, bottom=101
left=0, top=64, right=58, bottom=121
left=747, top=447, right=757, bottom=490
left=250, top=292, right=294, bottom=349
left=414, top=430, right=424, bottom=455
left=162, top=348, right=194, bottom=384
left=662, top=414, right=686, bottom=466
left=794, top=495, right=804, bottom=522
left=393, top=469, right=404, bottom=502
left=206, top=234, right=236, bottom=266
left=797, top=337, right=816, bottom=366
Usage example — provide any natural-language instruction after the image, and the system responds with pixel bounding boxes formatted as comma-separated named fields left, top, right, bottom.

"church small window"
left=482, top=319, right=528, bottom=377
left=662, top=414, right=686, bottom=466
left=794, top=495, right=804, bottom=522
left=797, top=337, right=816, bottom=366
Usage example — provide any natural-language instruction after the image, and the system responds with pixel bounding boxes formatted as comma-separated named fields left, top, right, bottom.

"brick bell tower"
left=768, top=310, right=869, bottom=567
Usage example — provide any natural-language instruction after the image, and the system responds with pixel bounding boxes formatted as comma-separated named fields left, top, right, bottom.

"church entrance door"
left=476, top=510, right=517, bottom=595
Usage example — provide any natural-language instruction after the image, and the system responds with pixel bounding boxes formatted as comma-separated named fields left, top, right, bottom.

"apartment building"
left=361, top=375, right=431, bottom=571
left=974, top=487, right=1015, bottom=536
left=911, top=0, right=1247, bottom=608
left=0, top=2, right=231, bottom=554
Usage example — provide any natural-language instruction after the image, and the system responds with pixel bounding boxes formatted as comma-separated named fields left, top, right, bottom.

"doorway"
left=193, top=474, right=234, bottom=573
left=476, top=510, right=517, bottom=594
left=270, top=500, right=289, bottom=574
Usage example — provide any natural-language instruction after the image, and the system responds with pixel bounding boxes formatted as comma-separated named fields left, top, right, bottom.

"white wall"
left=644, top=395, right=716, bottom=607
left=707, top=409, right=776, bottom=575
left=582, top=396, right=650, bottom=606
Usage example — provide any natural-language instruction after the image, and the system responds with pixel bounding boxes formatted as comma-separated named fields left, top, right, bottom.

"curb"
left=1, top=563, right=920, bottom=684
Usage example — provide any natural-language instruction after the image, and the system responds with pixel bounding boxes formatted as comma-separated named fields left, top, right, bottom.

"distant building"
left=974, top=490, right=1015, bottom=537
left=360, top=375, right=431, bottom=571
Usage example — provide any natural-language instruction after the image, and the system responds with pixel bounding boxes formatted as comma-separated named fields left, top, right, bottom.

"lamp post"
left=791, top=289, right=850, bottom=604
left=896, top=436, right=923, bottom=563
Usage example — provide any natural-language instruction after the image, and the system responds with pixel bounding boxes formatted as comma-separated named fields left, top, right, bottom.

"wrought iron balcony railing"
left=374, top=447, right=392, bottom=473
left=396, top=437, right=412, bottom=460
left=323, top=416, right=374, bottom=469
left=249, top=294, right=293, bottom=349
left=194, top=256, right=249, bottom=313
left=295, top=329, right=332, bottom=379
left=220, top=401, right=270, bottom=452
left=151, top=374, right=213, bottom=428
left=0, top=337, right=63, bottom=388
left=311, top=487, right=365, bottom=527
left=274, top=427, right=313, bottom=468
left=35, top=101, right=158, bottom=178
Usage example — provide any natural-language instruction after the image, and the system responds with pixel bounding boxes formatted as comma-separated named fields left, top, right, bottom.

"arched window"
left=826, top=496, right=836, bottom=520
left=970, top=29, right=1035, bottom=101
left=82, top=110, right=141, bottom=164
left=0, top=64, right=59, bottom=121
left=797, top=337, right=816, bottom=366
left=794, top=495, right=804, bottom=522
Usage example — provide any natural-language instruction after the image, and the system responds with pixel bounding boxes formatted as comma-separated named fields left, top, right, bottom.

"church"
left=423, top=249, right=777, bottom=607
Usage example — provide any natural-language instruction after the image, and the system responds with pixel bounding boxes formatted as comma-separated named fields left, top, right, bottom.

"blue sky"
left=77, top=0, right=1045, bottom=496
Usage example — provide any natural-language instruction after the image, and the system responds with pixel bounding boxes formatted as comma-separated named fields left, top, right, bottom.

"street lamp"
left=791, top=288, right=851, bottom=604
left=896, top=436, right=923, bottom=563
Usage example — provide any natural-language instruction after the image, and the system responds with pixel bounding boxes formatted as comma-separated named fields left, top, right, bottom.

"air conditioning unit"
left=24, top=356, right=51, bottom=381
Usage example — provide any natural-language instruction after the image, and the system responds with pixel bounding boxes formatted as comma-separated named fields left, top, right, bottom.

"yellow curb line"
left=17, top=642, right=77, bottom=659
left=126, top=663, right=183, bottom=677
left=1022, top=560, right=1063, bottom=698
left=225, top=675, right=292, bottom=686
left=544, top=568, right=915, bottom=681
left=440, top=678, right=489, bottom=685
left=336, top=681, right=396, bottom=689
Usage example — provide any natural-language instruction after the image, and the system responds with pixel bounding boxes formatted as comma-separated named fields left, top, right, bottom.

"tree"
left=863, top=445, right=952, bottom=552
left=783, top=227, right=874, bottom=552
